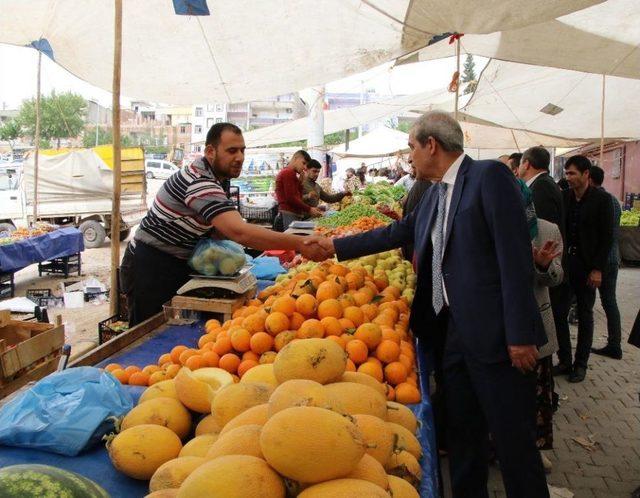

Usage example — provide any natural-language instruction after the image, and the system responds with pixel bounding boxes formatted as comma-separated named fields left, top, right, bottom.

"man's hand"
left=309, top=207, right=323, bottom=218
left=300, top=236, right=335, bottom=261
left=508, top=345, right=538, bottom=373
left=532, top=240, right=561, bottom=271
left=587, top=270, right=602, bottom=288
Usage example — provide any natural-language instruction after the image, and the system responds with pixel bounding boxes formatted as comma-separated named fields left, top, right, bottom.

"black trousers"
left=444, top=317, right=549, bottom=498
left=129, top=241, right=191, bottom=326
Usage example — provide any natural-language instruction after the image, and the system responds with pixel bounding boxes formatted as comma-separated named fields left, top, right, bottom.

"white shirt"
left=526, top=171, right=545, bottom=187
left=395, top=174, right=416, bottom=191
left=430, top=153, right=466, bottom=305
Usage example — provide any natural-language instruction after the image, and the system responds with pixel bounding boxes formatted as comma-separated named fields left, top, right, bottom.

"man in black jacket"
left=555, top=155, right=614, bottom=382
left=518, top=147, right=563, bottom=230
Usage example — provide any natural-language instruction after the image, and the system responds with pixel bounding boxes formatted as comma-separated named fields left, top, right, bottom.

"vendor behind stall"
left=302, top=159, right=351, bottom=208
left=122, top=123, right=329, bottom=326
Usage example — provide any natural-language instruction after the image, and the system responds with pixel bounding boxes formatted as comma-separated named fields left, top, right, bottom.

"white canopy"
left=397, top=0, right=640, bottom=80
left=0, top=0, right=600, bottom=104
left=331, top=127, right=409, bottom=158
left=462, top=59, right=640, bottom=140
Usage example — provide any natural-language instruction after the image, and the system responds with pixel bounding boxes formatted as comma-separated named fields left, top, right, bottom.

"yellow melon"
left=345, top=454, right=389, bottom=491
left=145, top=490, right=179, bottom=498
left=121, top=397, right=192, bottom=440
left=239, top=363, right=278, bottom=386
left=340, top=371, right=386, bottom=396
left=353, top=414, right=395, bottom=466
left=268, top=379, right=341, bottom=417
left=139, top=379, right=179, bottom=404
left=273, top=338, right=347, bottom=385
left=179, top=434, right=219, bottom=458
left=211, top=382, right=273, bottom=427
left=298, top=479, right=389, bottom=497
left=174, top=367, right=234, bottom=413
left=387, top=475, right=420, bottom=498
left=107, top=424, right=182, bottom=480
left=177, top=454, right=285, bottom=498
left=385, top=451, right=422, bottom=487
left=219, top=403, right=269, bottom=435
left=206, top=424, right=263, bottom=460
left=148, top=456, right=205, bottom=492
left=387, top=422, right=422, bottom=459
left=260, top=406, right=365, bottom=483
left=324, top=382, right=388, bottom=419
left=194, top=415, right=222, bottom=437
left=386, top=401, right=418, bottom=433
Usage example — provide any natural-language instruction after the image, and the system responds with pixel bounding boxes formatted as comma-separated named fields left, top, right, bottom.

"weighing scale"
left=176, top=265, right=257, bottom=300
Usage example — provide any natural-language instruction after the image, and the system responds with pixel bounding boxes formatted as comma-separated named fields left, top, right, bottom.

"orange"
left=326, top=334, right=347, bottom=349
left=250, top=332, right=274, bottom=354
left=344, top=272, right=364, bottom=291
left=157, top=354, right=172, bottom=366
left=111, top=369, right=129, bottom=384
left=295, top=294, right=318, bottom=317
left=185, top=354, right=205, bottom=370
left=242, top=310, right=267, bottom=334
left=373, top=274, right=389, bottom=291
left=343, top=306, right=365, bottom=327
left=104, top=363, right=122, bottom=373
left=361, top=303, right=378, bottom=321
left=338, top=318, right=356, bottom=333
left=142, top=365, right=160, bottom=376
left=170, top=345, right=188, bottom=364
left=219, top=353, right=241, bottom=374
left=242, top=350, right=260, bottom=362
left=395, top=383, right=421, bottom=404
left=213, top=336, right=233, bottom=356
left=200, top=342, right=215, bottom=352
left=271, top=295, right=297, bottom=316
left=205, top=318, right=221, bottom=333
left=320, top=316, right=343, bottom=336
left=384, top=361, right=408, bottom=385
left=326, top=274, right=348, bottom=292
left=260, top=351, right=277, bottom=364
left=297, top=319, right=325, bottom=339
left=352, top=291, right=371, bottom=306
left=384, top=285, right=402, bottom=299
left=398, top=353, right=413, bottom=372
left=315, top=281, right=342, bottom=302
left=395, top=300, right=409, bottom=314
left=317, top=299, right=343, bottom=320
left=179, top=348, right=199, bottom=365
left=198, top=333, right=216, bottom=349
left=338, top=294, right=356, bottom=310
left=373, top=313, right=395, bottom=329
left=378, top=302, right=399, bottom=317
left=128, top=371, right=150, bottom=386
left=376, top=340, right=401, bottom=364
left=248, top=298, right=263, bottom=307
left=124, top=365, right=142, bottom=376
left=346, top=339, right=369, bottom=365
left=264, top=295, right=277, bottom=307
left=241, top=305, right=260, bottom=317
left=265, top=312, right=290, bottom=336
left=366, top=356, right=383, bottom=368
left=148, top=371, right=168, bottom=385
left=357, top=361, right=384, bottom=383
left=289, top=312, right=305, bottom=331
left=345, top=359, right=357, bottom=372
left=329, top=263, right=349, bottom=277
left=202, top=351, right=220, bottom=367
left=230, top=328, right=252, bottom=352
left=381, top=327, right=401, bottom=344
left=164, top=364, right=181, bottom=378
left=340, top=333, right=356, bottom=345
left=274, top=331, right=297, bottom=351
left=238, top=359, right=259, bottom=377
left=354, top=323, right=383, bottom=350
left=385, top=384, right=396, bottom=401
left=232, top=308, right=244, bottom=319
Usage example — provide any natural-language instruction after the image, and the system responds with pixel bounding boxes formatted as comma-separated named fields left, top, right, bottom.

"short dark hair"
left=509, top=152, right=523, bottom=168
left=522, top=146, right=550, bottom=171
left=307, top=159, right=322, bottom=170
left=292, top=150, right=311, bottom=163
left=590, top=165, right=605, bottom=186
left=205, top=122, right=242, bottom=147
left=565, top=155, right=592, bottom=174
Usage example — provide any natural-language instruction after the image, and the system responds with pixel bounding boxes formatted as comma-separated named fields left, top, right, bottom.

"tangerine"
left=230, top=328, right=252, bottom=352
left=295, top=294, right=318, bottom=317
left=357, top=361, right=384, bottom=383
left=343, top=306, right=365, bottom=327
left=185, top=354, right=205, bottom=370
left=242, top=310, right=267, bottom=334
left=259, top=351, right=277, bottom=364
left=375, top=340, right=401, bottom=364
left=202, top=351, right=220, bottom=367
left=128, top=371, right=150, bottom=386
left=354, top=323, right=383, bottom=350
left=338, top=318, right=356, bottom=333
left=218, top=353, right=241, bottom=374
left=320, top=316, right=343, bottom=336
left=237, top=359, right=259, bottom=377
left=111, top=369, right=129, bottom=384
left=289, top=312, right=305, bottom=330
left=165, top=364, right=181, bottom=378
left=315, top=281, right=342, bottom=302
left=142, top=365, right=160, bottom=376
left=317, top=299, right=343, bottom=320
left=274, top=331, right=297, bottom=351
left=242, top=350, right=260, bottom=362
left=157, top=353, right=173, bottom=366
left=384, top=361, right=408, bottom=385
left=346, top=339, right=369, bottom=365
left=148, top=371, right=168, bottom=385
left=198, top=333, right=216, bottom=349
left=326, top=334, right=347, bottom=350
left=395, top=382, right=421, bottom=404
left=297, top=319, right=325, bottom=339
left=250, top=332, right=274, bottom=354
left=213, top=336, right=233, bottom=356
left=271, top=295, right=297, bottom=316
left=345, top=359, right=357, bottom=372
left=329, top=263, right=349, bottom=277
left=179, top=348, right=200, bottom=365
left=398, top=354, right=413, bottom=372
left=104, top=363, right=122, bottom=373
left=170, top=345, right=188, bottom=364
left=265, top=312, right=290, bottom=336
left=124, top=365, right=142, bottom=376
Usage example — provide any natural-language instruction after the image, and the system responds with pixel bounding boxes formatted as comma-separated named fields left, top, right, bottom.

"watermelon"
left=0, top=465, right=110, bottom=498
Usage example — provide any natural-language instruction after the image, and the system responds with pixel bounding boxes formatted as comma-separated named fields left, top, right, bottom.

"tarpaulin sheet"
left=0, top=227, right=84, bottom=273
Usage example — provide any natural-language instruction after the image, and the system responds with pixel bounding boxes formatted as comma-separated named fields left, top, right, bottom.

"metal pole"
left=95, top=105, right=99, bottom=147
left=33, top=50, right=42, bottom=224
left=109, top=0, right=123, bottom=316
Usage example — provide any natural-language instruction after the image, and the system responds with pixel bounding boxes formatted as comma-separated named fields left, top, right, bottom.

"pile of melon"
left=106, top=338, right=423, bottom=497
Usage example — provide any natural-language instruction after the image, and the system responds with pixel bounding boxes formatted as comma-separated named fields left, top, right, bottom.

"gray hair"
left=411, top=111, right=464, bottom=152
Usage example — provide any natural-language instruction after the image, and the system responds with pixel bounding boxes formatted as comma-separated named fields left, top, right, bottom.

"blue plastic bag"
left=0, top=367, right=133, bottom=456
left=250, top=256, right=286, bottom=280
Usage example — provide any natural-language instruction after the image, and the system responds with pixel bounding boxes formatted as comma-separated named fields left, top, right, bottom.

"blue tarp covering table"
left=0, top=227, right=84, bottom=273
left=0, top=322, right=439, bottom=498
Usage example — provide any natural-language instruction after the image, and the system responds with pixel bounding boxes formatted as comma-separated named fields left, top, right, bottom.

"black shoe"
left=631, top=485, right=640, bottom=498
left=569, top=366, right=586, bottom=383
left=552, top=363, right=571, bottom=376
left=591, top=345, right=623, bottom=360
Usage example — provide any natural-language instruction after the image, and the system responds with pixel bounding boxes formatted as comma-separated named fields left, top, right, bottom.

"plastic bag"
left=189, top=239, right=247, bottom=276
left=0, top=367, right=133, bottom=456
left=250, top=256, right=286, bottom=280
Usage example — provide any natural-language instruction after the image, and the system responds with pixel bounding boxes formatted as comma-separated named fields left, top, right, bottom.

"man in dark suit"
left=309, top=111, right=549, bottom=498
left=554, top=156, right=614, bottom=382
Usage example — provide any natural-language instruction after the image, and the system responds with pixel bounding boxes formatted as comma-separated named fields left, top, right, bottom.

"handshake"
left=298, top=236, right=335, bottom=262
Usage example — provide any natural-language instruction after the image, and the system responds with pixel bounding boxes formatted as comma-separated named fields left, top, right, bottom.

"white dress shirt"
left=526, top=171, right=545, bottom=187
left=431, top=153, right=466, bottom=305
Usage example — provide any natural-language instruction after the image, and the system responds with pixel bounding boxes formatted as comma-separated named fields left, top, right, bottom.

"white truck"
left=0, top=146, right=148, bottom=248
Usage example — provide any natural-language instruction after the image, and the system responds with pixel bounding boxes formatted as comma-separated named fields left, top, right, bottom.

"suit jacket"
left=334, top=156, right=545, bottom=363
left=629, top=309, right=640, bottom=348
left=562, top=186, right=614, bottom=272
left=530, top=173, right=564, bottom=236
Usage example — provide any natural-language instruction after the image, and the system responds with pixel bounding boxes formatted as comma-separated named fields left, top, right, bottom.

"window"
left=215, top=104, right=223, bottom=112
left=179, top=126, right=186, bottom=134
left=215, top=118, right=223, bottom=123
left=195, top=125, right=203, bottom=134
left=207, top=118, right=214, bottom=128
left=147, top=161, right=160, bottom=169
left=612, top=148, right=623, bottom=179
left=207, top=104, right=215, bottom=111
left=163, top=163, right=173, bottom=170
left=195, top=107, right=203, bottom=117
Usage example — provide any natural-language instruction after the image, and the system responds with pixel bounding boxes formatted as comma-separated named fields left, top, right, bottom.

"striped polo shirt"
left=134, top=157, right=237, bottom=259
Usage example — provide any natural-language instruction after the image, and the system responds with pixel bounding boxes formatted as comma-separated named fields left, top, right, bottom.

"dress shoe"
left=552, top=363, right=571, bottom=376
left=569, top=366, right=586, bottom=383
left=591, top=345, right=622, bottom=360
left=631, top=485, right=640, bottom=498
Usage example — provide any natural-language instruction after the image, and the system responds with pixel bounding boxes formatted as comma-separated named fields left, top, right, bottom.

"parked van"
left=145, top=159, right=179, bottom=180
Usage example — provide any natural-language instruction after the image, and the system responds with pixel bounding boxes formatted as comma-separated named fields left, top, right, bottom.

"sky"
left=0, top=43, right=486, bottom=111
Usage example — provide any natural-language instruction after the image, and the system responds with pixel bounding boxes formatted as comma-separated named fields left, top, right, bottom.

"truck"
left=0, top=145, right=148, bottom=248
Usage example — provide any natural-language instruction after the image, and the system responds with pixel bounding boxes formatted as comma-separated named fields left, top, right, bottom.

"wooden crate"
left=0, top=320, right=65, bottom=398
left=171, top=288, right=255, bottom=323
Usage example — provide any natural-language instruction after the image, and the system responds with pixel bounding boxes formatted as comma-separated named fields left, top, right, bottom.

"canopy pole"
left=510, top=129, right=521, bottom=152
left=109, top=0, right=123, bottom=316
left=32, top=50, right=42, bottom=225
left=307, top=86, right=325, bottom=166
left=454, top=37, right=461, bottom=120
left=599, top=74, right=606, bottom=167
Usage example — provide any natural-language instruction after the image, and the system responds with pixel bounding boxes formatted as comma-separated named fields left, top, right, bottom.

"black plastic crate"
left=38, top=253, right=82, bottom=278
left=98, top=314, right=129, bottom=344
left=239, top=203, right=278, bottom=223
left=0, top=271, right=14, bottom=299
left=26, top=288, right=52, bottom=303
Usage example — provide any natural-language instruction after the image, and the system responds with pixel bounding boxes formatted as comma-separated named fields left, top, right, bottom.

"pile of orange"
left=105, top=260, right=421, bottom=405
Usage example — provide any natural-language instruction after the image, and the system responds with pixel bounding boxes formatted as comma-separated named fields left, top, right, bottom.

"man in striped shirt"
left=124, top=123, right=332, bottom=325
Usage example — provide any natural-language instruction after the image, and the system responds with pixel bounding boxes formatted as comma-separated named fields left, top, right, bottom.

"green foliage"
left=316, top=203, right=392, bottom=228
left=462, top=54, right=477, bottom=95
left=0, top=119, right=21, bottom=152
left=82, top=127, right=134, bottom=148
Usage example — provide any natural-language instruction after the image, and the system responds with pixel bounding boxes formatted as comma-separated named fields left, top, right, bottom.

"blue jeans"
left=598, top=263, right=622, bottom=350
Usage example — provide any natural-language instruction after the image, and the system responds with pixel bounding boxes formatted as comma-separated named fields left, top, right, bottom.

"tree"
left=462, top=54, right=477, bottom=95
left=82, top=127, right=134, bottom=148
left=18, top=91, right=87, bottom=148
left=0, top=119, right=21, bottom=155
